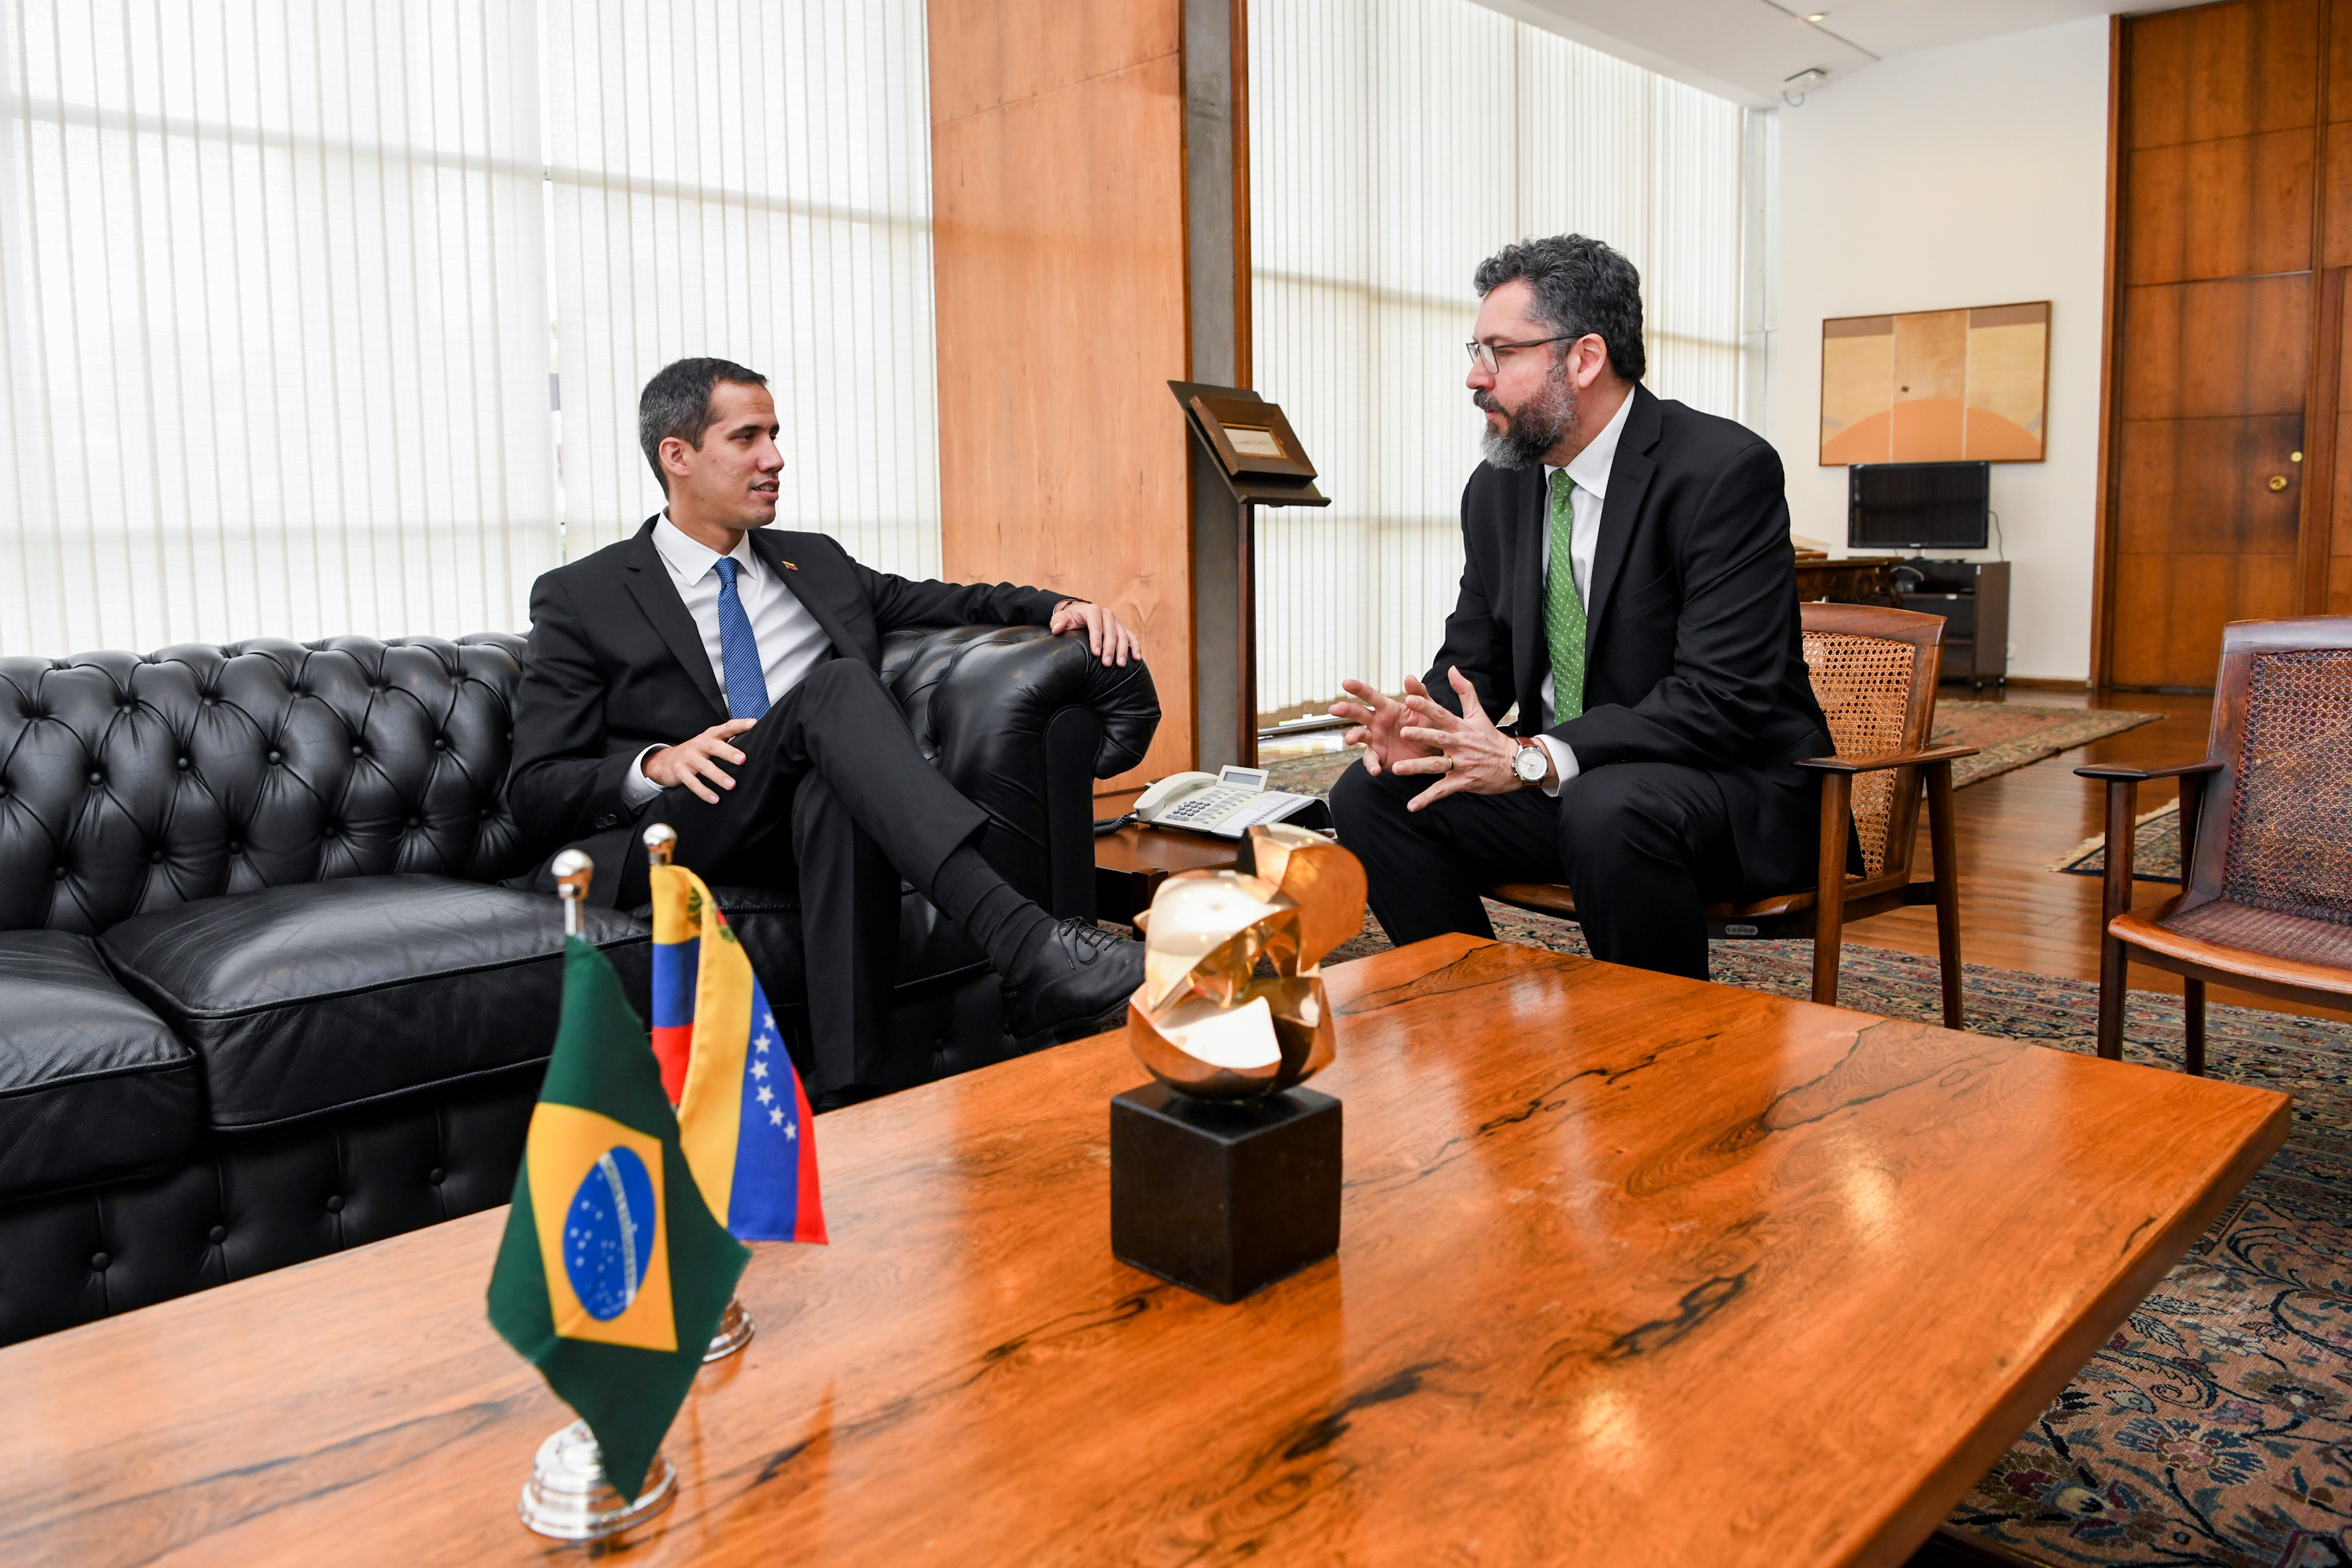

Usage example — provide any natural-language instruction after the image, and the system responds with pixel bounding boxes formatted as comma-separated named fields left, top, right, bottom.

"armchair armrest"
left=2073, top=759, right=2223, bottom=781
left=1795, top=744, right=1977, bottom=775
left=2074, top=758, right=2219, bottom=911
left=881, top=624, right=1161, bottom=919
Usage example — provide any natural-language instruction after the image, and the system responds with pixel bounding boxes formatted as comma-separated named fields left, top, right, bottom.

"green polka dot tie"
left=1546, top=469, right=1587, bottom=722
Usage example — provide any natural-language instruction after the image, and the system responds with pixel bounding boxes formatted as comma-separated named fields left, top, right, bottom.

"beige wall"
left=1764, top=18, right=2112, bottom=682
left=927, top=1, right=1196, bottom=786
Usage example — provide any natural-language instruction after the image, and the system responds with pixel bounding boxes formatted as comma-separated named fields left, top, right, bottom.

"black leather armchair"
left=0, top=625, right=1156, bottom=1347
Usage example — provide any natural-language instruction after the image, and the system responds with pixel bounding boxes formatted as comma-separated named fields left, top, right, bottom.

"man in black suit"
left=509, top=357, right=1146, bottom=1083
left=1328, top=235, right=1832, bottom=980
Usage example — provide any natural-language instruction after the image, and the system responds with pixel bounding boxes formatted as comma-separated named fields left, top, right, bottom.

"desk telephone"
left=1128, top=765, right=1332, bottom=840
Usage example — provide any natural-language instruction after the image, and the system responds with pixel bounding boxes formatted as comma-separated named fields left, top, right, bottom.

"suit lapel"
left=621, top=519, right=729, bottom=724
left=1583, top=385, right=1661, bottom=655
left=747, top=529, right=864, bottom=666
left=1508, top=465, right=1547, bottom=730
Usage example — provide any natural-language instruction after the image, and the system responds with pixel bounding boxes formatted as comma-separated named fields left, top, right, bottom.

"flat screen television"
left=1847, top=461, right=1990, bottom=551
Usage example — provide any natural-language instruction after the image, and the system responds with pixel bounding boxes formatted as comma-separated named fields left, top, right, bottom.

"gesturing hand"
left=1393, top=667, right=1523, bottom=812
left=643, top=718, right=759, bottom=805
left=1330, top=675, right=1441, bottom=776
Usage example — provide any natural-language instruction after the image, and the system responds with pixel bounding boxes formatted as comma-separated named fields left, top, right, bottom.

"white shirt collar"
left=651, top=512, right=755, bottom=584
left=1549, top=385, right=1636, bottom=498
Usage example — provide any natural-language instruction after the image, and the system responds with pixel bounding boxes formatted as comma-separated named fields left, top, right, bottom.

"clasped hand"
left=1328, top=666, right=1523, bottom=813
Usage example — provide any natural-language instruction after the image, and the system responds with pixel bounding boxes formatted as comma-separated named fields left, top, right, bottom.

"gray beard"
left=1476, top=368, right=1578, bottom=470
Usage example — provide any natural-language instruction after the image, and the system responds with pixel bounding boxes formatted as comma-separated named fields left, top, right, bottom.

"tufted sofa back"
left=0, top=635, right=529, bottom=935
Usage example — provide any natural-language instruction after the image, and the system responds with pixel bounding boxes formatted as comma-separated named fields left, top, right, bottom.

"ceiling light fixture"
left=1804, top=11, right=1828, bottom=21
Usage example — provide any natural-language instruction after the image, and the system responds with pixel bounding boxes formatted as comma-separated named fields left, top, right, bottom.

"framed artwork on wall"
left=1820, top=301, right=2049, bottom=465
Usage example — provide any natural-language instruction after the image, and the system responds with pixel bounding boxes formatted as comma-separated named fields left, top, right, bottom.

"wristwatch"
left=1512, top=737, right=1550, bottom=787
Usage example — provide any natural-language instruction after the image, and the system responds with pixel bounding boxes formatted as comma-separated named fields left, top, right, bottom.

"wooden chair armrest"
left=2073, top=759, right=2222, bottom=781
left=1795, top=744, right=1977, bottom=775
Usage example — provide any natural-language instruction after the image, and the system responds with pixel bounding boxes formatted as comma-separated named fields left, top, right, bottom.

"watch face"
left=1515, top=744, right=1545, bottom=781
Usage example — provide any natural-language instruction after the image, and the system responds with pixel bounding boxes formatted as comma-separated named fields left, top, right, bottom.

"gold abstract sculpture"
left=1127, top=823, right=1368, bottom=1099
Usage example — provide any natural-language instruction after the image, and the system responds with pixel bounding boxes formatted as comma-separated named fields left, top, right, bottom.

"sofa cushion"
left=0, top=930, right=200, bottom=1201
left=98, top=874, right=647, bottom=1134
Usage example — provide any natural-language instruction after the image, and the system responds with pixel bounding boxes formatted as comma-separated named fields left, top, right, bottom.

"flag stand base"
left=704, top=1295, right=756, bottom=1362
left=517, top=1419, right=675, bottom=1540
left=1109, top=1081, right=1341, bottom=1303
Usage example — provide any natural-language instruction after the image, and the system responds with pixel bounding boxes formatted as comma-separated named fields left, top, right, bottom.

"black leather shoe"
left=1002, top=917, right=1145, bottom=1039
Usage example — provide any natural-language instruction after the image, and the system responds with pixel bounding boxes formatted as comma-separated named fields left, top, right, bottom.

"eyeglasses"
left=1465, top=335, right=1575, bottom=374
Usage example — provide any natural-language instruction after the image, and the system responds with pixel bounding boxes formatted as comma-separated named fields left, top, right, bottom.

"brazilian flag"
left=488, top=937, right=749, bottom=1498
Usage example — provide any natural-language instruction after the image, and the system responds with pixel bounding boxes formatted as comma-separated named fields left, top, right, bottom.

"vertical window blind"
left=1247, top=0, right=1752, bottom=722
left=0, top=0, right=939, bottom=657
left=542, top=0, right=941, bottom=574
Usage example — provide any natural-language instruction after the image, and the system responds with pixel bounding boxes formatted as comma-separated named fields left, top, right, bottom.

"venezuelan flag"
left=649, top=863, right=828, bottom=1245
left=647, top=872, right=701, bottom=1102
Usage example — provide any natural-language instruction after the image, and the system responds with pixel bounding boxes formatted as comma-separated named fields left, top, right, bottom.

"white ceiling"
left=1474, top=0, right=2198, bottom=107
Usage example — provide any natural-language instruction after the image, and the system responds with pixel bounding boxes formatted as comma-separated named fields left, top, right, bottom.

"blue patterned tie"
left=712, top=556, right=769, bottom=720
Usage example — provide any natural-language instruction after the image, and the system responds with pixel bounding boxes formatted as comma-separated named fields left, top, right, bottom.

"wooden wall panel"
left=2116, top=414, right=2307, bottom=552
left=2328, top=280, right=2352, bottom=609
left=2126, top=127, right=2313, bottom=282
left=2112, top=552, right=2300, bottom=685
left=927, top=0, right=1193, bottom=789
left=2118, top=274, right=2312, bottom=418
left=2104, top=0, right=2324, bottom=689
left=926, top=5, right=1173, bottom=125
left=2126, top=0, right=2319, bottom=148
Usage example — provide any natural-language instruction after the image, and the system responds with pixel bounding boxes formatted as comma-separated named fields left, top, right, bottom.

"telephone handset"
left=1133, top=769, right=1235, bottom=817
left=1126, top=764, right=1332, bottom=840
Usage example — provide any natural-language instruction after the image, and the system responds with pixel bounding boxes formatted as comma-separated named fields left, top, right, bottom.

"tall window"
left=1248, top=0, right=1752, bottom=722
left=0, top=1, right=939, bottom=657
left=542, top=1, right=940, bottom=573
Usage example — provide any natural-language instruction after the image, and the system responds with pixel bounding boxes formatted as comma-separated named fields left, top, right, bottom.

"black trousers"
left=1328, top=758, right=1747, bottom=980
left=613, top=659, right=990, bottom=1085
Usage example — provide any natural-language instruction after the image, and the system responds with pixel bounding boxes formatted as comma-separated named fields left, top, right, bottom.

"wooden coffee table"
left=1, top=937, right=2286, bottom=1567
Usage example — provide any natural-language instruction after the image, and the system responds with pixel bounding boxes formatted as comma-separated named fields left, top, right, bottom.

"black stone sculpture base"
left=1109, top=1081, right=1341, bottom=1304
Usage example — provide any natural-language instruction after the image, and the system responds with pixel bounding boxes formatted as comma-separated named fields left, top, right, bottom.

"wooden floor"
left=1851, top=682, right=2352, bottom=1024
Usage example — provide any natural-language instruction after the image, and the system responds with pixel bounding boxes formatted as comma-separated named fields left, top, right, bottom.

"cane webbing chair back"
left=2219, top=648, right=2352, bottom=925
left=1804, top=632, right=1916, bottom=877
left=2088, top=617, right=2352, bottom=1075
left=1799, top=604, right=1946, bottom=882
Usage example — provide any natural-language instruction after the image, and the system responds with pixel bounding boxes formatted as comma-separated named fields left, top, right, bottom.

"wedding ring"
left=1440, top=755, right=1454, bottom=773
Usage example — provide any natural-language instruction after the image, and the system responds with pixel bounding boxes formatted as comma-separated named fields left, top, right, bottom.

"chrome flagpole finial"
left=552, top=850, right=592, bottom=938
left=642, top=823, right=676, bottom=867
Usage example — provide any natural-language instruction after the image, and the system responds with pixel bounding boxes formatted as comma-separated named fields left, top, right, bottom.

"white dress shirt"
left=621, top=515, right=835, bottom=806
left=1528, top=386, right=1633, bottom=797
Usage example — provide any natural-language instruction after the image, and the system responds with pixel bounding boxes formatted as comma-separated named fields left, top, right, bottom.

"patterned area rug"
left=1265, top=700, right=2164, bottom=797
left=2056, top=800, right=2185, bottom=886
left=1326, top=908, right=2352, bottom=1568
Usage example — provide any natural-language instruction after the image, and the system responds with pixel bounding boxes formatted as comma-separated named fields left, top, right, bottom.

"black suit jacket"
left=508, top=516, right=1063, bottom=900
left=1425, top=384, right=1832, bottom=897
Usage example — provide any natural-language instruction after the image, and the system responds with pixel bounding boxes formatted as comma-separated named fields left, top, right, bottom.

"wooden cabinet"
left=1898, top=560, right=2012, bottom=688
left=2100, top=0, right=2352, bottom=690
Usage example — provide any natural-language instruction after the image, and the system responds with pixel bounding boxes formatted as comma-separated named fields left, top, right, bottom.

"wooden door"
left=2106, top=0, right=2323, bottom=688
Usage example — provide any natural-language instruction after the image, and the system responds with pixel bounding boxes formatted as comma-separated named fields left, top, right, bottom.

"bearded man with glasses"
left=1325, top=234, right=1835, bottom=981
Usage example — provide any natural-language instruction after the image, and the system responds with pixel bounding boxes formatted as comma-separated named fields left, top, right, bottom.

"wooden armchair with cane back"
left=1488, top=602, right=1977, bottom=1026
left=2077, top=615, right=2352, bottom=1074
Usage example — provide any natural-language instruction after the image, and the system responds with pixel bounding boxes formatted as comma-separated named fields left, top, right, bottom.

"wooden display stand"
left=1170, top=380, right=1328, bottom=768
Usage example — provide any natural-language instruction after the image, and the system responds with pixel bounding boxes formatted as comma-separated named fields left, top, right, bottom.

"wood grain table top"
left=1, top=937, right=2288, bottom=1567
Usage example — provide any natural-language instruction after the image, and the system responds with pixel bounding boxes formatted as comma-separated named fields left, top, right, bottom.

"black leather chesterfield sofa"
left=0, top=625, right=1156, bottom=1348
